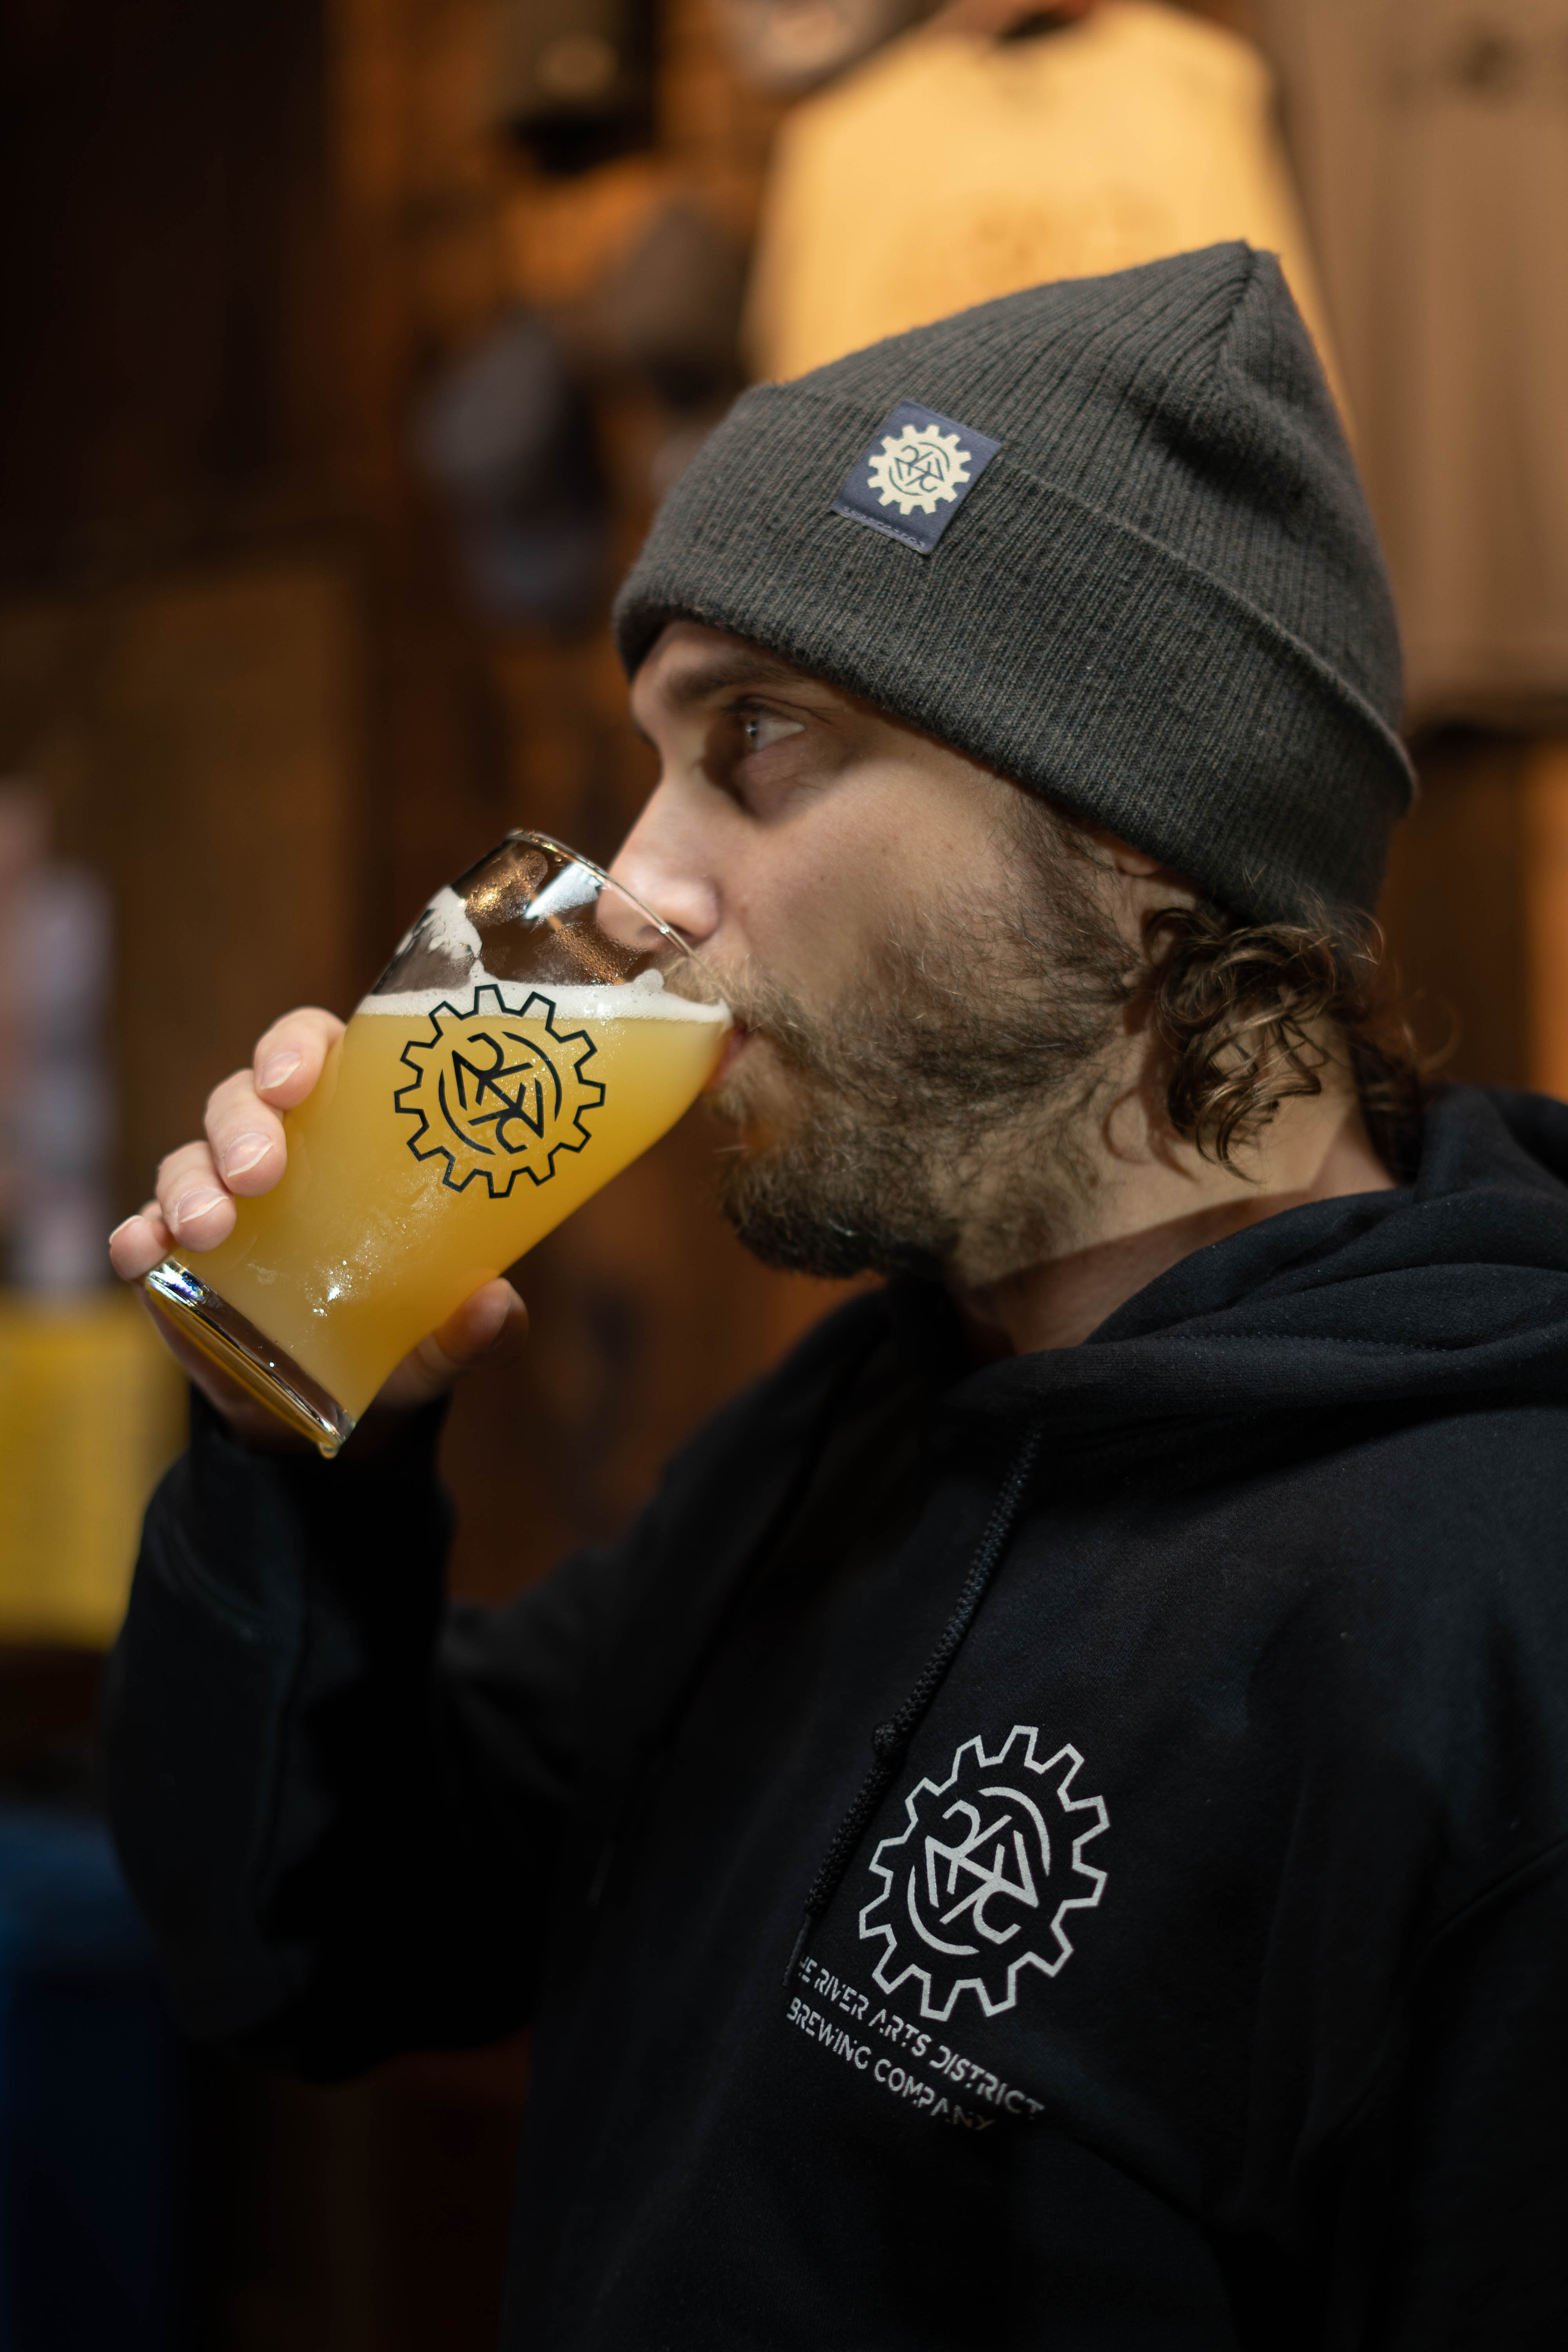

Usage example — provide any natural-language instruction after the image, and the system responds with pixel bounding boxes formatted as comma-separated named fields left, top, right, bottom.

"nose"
left=609, top=780, right=722, bottom=948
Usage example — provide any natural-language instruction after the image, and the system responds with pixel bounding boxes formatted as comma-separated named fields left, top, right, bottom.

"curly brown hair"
left=1014, top=792, right=1432, bottom=1181
left=1142, top=903, right=1431, bottom=1179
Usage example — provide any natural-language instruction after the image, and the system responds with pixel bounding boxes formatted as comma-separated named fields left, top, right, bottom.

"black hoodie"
left=104, top=1087, right=1568, bottom=2348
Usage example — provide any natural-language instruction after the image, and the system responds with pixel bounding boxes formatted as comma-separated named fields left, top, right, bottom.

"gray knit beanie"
left=613, top=243, right=1413, bottom=927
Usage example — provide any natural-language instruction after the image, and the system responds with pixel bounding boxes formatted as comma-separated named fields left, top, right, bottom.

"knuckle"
left=266, top=1005, right=335, bottom=1045
left=156, top=1145, right=212, bottom=1196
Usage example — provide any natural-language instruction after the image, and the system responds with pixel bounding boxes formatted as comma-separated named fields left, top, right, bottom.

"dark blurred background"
left=0, top=0, right=1563, bottom=2342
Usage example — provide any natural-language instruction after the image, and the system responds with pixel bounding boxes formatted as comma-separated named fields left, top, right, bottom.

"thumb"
left=380, top=1279, right=528, bottom=1414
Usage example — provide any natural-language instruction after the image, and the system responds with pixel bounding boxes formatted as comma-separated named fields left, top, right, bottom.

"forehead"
left=630, top=621, right=842, bottom=722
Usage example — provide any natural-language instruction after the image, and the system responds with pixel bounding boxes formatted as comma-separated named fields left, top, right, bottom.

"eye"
left=739, top=706, right=805, bottom=754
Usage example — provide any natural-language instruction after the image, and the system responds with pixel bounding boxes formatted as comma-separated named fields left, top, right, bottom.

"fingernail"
left=258, top=1051, right=301, bottom=1091
left=107, top=1217, right=139, bottom=1244
left=172, top=1188, right=226, bottom=1231
left=222, top=1132, right=270, bottom=1178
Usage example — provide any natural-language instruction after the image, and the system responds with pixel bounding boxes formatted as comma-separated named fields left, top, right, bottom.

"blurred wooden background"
left=0, top=0, right=848, bottom=1606
left=0, top=0, right=1563, bottom=2344
left=0, top=3, right=816, bottom=2344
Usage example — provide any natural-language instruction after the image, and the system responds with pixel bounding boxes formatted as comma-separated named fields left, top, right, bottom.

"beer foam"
left=386, top=885, right=484, bottom=967
left=357, top=965, right=729, bottom=1022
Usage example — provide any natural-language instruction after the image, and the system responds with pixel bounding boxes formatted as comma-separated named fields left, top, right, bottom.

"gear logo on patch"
left=832, top=398, right=1002, bottom=554
left=866, top=422, right=973, bottom=516
left=394, top=985, right=604, bottom=1198
left=858, top=1726, right=1109, bottom=2021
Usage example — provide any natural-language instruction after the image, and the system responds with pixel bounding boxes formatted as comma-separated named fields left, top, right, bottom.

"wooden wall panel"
left=1525, top=741, right=1568, bottom=1100
left=0, top=0, right=333, bottom=591
left=1378, top=731, right=1534, bottom=1090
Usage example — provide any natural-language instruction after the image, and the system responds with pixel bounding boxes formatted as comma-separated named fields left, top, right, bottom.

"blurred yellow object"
left=747, top=0, right=1344, bottom=414
left=0, top=1291, right=185, bottom=1648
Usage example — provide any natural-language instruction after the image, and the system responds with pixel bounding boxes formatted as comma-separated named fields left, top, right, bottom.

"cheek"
left=712, top=750, right=1019, bottom=992
left=721, top=828, right=879, bottom=996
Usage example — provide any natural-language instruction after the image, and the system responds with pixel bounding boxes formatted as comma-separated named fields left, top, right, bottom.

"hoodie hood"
left=915, top=1086, right=1568, bottom=1444
left=792, top=1083, right=1568, bottom=1985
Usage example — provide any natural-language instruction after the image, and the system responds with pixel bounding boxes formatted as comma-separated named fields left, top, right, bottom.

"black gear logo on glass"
left=394, top=986, right=604, bottom=1198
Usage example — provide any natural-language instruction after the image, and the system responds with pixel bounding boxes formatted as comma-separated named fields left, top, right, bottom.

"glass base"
left=143, top=1258, right=356, bottom=1458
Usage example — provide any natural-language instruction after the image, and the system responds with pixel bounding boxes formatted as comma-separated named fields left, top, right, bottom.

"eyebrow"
left=644, top=646, right=817, bottom=717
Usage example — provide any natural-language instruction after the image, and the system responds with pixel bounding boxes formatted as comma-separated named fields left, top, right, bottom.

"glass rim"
left=508, top=830, right=726, bottom=998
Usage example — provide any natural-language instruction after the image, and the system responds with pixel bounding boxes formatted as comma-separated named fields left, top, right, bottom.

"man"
left=105, top=246, right=1568, bottom=2345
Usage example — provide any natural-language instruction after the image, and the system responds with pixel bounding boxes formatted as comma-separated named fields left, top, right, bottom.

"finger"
left=154, top=1140, right=238, bottom=1251
left=203, top=1066, right=288, bottom=1197
left=424, top=1278, right=528, bottom=1376
left=377, top=1281, right=528, bottom=1415
left=250, top=1007, right=345, bottom=1111
left=200, top=1008, right=344, bottom=1194
left=108, top=1201, right=173, bottom=1282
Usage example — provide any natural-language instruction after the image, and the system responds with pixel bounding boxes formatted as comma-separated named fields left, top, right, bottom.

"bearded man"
left=105, top=245, right=1568, bottom=2347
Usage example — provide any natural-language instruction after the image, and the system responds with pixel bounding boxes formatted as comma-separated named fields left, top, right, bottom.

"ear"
left=1101, top=835, right=1164, bottom=879
left=1080, top=823, right=1167, bottom=881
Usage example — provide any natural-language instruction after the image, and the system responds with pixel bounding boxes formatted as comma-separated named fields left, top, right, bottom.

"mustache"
left=710, top=968, right=839, bottom=1082
left=711, top=952, right=1112, bottom=1120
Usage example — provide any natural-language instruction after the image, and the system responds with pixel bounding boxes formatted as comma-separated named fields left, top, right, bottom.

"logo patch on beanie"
left=833, top=400, right=1001, bottom=555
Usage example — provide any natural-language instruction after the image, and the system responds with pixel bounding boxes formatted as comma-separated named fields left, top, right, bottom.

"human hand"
left=109, top=1007, right=526, bottom=1449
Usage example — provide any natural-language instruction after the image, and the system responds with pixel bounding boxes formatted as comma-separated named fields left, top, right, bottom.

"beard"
left=706, top=824, right=1131, bottom=1286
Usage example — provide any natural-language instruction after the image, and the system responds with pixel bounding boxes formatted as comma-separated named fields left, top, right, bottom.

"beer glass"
left=143, top=834, right=730, bottom=1455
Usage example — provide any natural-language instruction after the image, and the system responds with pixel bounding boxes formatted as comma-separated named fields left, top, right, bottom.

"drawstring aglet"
left=782, top=1912, right=814, bottom=1991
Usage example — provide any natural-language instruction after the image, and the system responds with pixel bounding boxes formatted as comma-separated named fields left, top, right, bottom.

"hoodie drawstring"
left=782, top=1421, right=1045, bottom=1990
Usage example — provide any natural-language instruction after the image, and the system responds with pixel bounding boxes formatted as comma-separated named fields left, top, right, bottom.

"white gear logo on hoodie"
left=858, top=1726, right=1109, bottom=2021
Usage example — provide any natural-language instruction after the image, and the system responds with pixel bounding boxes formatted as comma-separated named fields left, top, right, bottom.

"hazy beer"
left=145, top=838, right=730, bottom=1452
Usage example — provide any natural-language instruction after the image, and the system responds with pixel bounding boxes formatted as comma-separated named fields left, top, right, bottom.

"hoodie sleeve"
left=101, top=1390, right=664, bottom=2079
left=1348, top=1838, right=1568, bottom=2346
left=102, top=1292, right=891, bottom=2082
